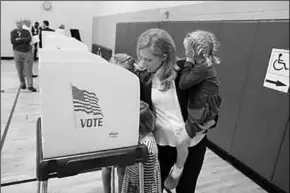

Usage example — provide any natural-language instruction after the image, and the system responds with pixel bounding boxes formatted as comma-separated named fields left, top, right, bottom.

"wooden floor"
left=1, top=59, right=268, bottom=193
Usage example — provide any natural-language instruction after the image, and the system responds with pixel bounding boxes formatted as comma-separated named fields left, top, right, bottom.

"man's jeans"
left=13, top=50, right=33, bottom=87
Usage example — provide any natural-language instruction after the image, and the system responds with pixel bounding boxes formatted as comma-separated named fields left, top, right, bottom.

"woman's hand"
left=184, top=38, right=195, bottom=62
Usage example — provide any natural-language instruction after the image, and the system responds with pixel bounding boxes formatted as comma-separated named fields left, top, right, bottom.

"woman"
left=134, top=28, right=214, bottom=193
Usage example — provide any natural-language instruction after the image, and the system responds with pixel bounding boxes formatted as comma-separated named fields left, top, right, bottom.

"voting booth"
left=42, top=32, right=89, bottom=52
left=41, top=31, right=55, bottom=49
left=36, top=43, right=148, bottom=192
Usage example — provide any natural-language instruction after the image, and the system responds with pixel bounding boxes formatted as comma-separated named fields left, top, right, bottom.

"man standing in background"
left=22, top=19, right=38, bottom=78
left=10, top=19, right=37, bottom=92
left=31, top=21, right=40, bottom=61
left=39, top=20, right=55, bottom=48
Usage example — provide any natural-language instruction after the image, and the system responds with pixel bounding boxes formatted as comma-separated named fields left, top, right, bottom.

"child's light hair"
left=185, top=30, right=221, bottom=66
left=109, top=53, right=136, bottom=72
left=137, top=28, right=178, bottom=91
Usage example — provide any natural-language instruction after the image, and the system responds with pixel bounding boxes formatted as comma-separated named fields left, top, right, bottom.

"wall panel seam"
left=228, top=21, right=260, bottom=154
left=270, top=119, right=289, bottom=182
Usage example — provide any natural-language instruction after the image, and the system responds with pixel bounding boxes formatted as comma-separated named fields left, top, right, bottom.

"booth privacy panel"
left=39, top=50, right=140, bottom=159
left=39, top=49, right=109, bottom=64
left=45, top=34, right=89, bottom=52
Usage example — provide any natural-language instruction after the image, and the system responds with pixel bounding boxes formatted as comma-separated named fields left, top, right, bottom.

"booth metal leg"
left=139, top=163, right=144, bottom=193
left=37, top=180, right=40, bottom=193
left=37, top=180, right=48, bottom=193
left=111, top=166, right=116, bottom=193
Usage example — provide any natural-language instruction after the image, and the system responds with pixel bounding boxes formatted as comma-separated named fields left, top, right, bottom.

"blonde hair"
left=109, top=53, right=136, bottom=72
left=185, top=30, right=221, bottom=66
left=137, top=28, right=178, bottom=91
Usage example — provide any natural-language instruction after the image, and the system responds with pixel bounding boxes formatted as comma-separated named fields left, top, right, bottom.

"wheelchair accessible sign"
left=263, top=48, right=289, bottom=93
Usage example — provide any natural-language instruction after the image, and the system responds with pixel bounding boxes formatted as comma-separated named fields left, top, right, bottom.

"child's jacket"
left=178, top=59, right=222, bottom=138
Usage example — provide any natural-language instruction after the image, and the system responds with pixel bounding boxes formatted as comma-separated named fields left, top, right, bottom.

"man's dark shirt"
left=10, top=28, right=32, bottom=52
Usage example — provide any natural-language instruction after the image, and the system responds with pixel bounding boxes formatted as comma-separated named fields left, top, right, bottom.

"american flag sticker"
left=71, top=84, right=104, bottom=129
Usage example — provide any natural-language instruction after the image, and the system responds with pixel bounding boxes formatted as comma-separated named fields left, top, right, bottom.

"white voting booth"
left=37, top=35, right=148, bottom=193
left=41, top=31, right=89, bottom=52
left=39, top=50, right=140, bottom=159
left=41, top=31, right=55, bottom=49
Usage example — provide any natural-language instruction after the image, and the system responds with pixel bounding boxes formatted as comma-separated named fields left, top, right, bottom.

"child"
left=121, top=101, right=162, bottom=193
left=164, top=30, right=222, bottom=190
left=101, top=53, right=136, bottom=193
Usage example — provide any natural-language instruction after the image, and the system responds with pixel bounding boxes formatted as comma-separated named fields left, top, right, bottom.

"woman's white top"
left=151, top=75, right=205, bottom=147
